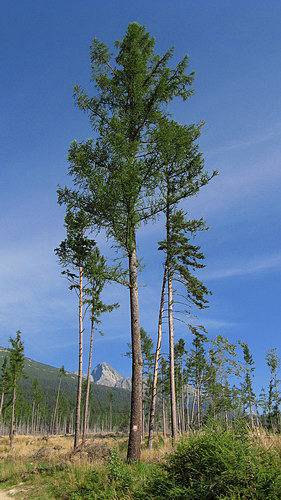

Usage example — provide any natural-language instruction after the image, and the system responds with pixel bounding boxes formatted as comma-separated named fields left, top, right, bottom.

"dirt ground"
left=0, top=490, right=13, bottom=499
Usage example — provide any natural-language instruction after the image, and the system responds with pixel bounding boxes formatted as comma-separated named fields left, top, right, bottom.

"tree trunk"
left=52, top=375, right=62, bottom=435
left=166, top=193, right=177, bottom=442
left=168, top=269, right=177, bottom=441
left=109, top=402, right=112, bottom=432
left=162, top=390, right=166, bottom=438
left=191, top=391, right=196, bottom=426
left=0, top=390, right=4, bottom=424
left=31, top=400, right=35, bottom=435
left=82, top=316, right=94, bottom=446
left=148, top=266, right=167, bottom=449
left=127, top=244, right=143, bottom=463
left=197, top=384, right=201, bottom=427
left=142, top=387, right=145, bottom=441
left=9, top=382, right=16, bottom=449
left=186, top=388, right=190, bottom=431
left=74, top=265, right=83, bottom=449
left=181, top=384, right=185, bottom=433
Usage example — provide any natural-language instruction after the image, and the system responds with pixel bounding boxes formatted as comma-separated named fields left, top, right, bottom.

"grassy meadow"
left=0, top=426, right=281, bottom=499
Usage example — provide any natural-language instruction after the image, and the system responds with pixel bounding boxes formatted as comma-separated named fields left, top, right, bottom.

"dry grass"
left=0, top=434, right=124, bottom=499
left=250, top=427, right=281, bottom=455
left=0, top=433, right=175, bottom=465
left=0, top=431, right=280, bottom=481
left=0, top=433, right=126, bottom=462
left=140, top=437, right=173, bottom=463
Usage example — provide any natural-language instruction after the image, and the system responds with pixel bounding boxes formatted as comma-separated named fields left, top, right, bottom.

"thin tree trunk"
left=177, top=398, right=181, bottom=433
left=186, top=388, right=190, bottom=431
left=74, top=265, right=83, bottom=449
left=162, top=391, right=166, bottom=438
left=109, top=402, right=112, bottom=432
left=181, top=384, right=185, bottom=433
left=82, top=316, right=94, bottom=446
left=148, top=266, right=167, bottom=449
left=191, top=391, right=196, bottom=426
left=9, top=382, right=16, bottom=449
left=166, top=193, right=177, bottom=443
left=0, top=390, right=4, bottom=427
left=168, top=269, right=177, bottom=441
left=142, top=386, right=145, bottom=441
left=31, top=400, right=35, bottom=435
left=247, top=373, right=254, bottom=428
left=127, top=243, right=143, bottom=463
left=197, top=385, right=201, bottom=427
left=52, top=375, right=62, bottom=435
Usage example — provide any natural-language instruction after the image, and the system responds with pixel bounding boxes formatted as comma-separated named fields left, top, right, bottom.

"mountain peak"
left=92, top=362, right=131, bottom=391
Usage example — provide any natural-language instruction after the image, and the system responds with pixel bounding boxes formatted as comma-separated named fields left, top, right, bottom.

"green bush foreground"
left=67, top=428, right=281, bottom=500
left=141, top=427, right=281, bottom=499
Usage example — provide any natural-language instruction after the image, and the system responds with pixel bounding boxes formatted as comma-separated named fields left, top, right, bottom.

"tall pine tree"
left=58, top=23, right=212, bottom=461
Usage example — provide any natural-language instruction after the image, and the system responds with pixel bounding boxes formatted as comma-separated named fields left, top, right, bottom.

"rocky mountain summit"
left=92, top=362, right=131, bottom=391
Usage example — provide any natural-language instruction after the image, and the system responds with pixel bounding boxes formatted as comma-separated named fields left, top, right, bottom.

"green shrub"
left=66, top=450, right=133, bottom=499
left=107, top=449, right=133, bottom=493
left=141, top=428, right=281, bottom=499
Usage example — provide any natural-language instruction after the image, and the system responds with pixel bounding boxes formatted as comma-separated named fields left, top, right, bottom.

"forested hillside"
left=0, top=347, right=130, bottom=434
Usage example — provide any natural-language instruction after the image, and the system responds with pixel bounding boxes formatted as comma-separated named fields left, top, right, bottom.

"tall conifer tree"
left=8, top=331, right=25, bottom=449
left=58, top=23, right=212, bottom=461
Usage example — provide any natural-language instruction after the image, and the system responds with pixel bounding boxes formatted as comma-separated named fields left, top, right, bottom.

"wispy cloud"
left=208, top=122, right=281, bottom=155
left=183, top=151, right=281, bottom=221
left=203, top=253, right=281, bottom=280
left=189, top=317, right=237, bottom=329
left=94, top=333, right=130, bottom=343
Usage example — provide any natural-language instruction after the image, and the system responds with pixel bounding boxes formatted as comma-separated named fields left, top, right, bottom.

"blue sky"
left=1, top=1, right=281, bottom=393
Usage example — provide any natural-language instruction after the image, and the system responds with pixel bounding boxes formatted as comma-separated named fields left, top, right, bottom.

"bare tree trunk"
left=191, top=392, right=196, bottom=426
left=165, top=194, right=177, bottom=443
left=52, top=375, right=62, bottom=435
left=168, top=269, right=177, bottom=441
left=127, top=244, right=143, bottom=463
left=9, top=383, right=16, bottom=449
left=74, top=265, right=83, bottom=449
left=186, top=389, right=190, bottom=431
left=249, top=399, right=254, bottom=429
left=31, top=400, right=35, bottom=435
left=82, top=317, right=94, bottom=446
left=0, top=390, right=4, bottom=429
left=162, top=391, right=166, bottom=438
left=197, top=385, right=201, bottom=428
left=109, top=402, right=112, bottom=432
left=142, top=388, right=145, bottom=441
left=181, top=385, right=185, bottom=433
left=148, top=266, right=167, bottom=449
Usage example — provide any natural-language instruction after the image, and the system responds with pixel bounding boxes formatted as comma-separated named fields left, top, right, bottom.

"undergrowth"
left=141, top=426, right=281, bottom=499
left=0, top=428, right=281, bottom=499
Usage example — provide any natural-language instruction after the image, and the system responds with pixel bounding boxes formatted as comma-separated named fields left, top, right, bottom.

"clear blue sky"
left=1, top=1, right=281, bottom=393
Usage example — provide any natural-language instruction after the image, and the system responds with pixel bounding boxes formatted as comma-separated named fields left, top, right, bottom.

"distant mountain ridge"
left=0, top=347, right=131, bottom=415
left=92, top=362, right=131, bottom=391
left=0, top=346, right=130, bottom=391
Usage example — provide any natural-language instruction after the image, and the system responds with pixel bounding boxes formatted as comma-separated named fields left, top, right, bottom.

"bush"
left=66, top=450, right=133, bottom=499
left=107, top=449, right=133, bottom=493
left=142, top=428, right=281, bottom=499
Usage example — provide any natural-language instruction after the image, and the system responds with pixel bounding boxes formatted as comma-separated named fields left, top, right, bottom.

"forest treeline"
left=0, top=346, right=130, bottom=441
left=138, top=328, right=281, bottom=436
left=0, top=329, right=279, bottom=456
